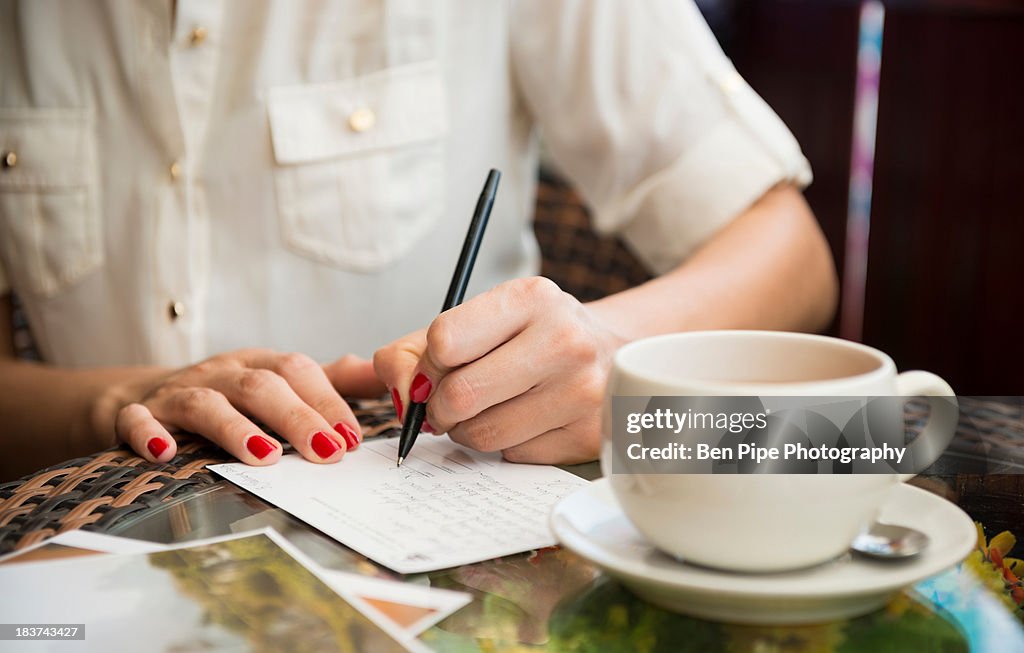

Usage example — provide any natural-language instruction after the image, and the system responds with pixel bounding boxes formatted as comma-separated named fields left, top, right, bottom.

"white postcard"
left=210, top=435, right=590, bottom=573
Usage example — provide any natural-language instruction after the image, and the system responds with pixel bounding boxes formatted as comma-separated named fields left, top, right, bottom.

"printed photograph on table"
left=0, top=532, right=420, bottom=653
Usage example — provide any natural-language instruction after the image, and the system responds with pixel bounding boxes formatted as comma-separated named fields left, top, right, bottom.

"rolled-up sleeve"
left=511, top=0, right=812, bottom=274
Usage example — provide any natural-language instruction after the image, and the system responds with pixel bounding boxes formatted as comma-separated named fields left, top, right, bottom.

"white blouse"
left=0, top=0, right=811, bottom=367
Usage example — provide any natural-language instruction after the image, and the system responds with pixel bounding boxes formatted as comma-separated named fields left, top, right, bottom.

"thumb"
left=323, top=354, right=387, bottom=399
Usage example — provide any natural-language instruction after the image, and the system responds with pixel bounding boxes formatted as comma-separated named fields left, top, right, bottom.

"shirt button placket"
left=348, top=108, right=376, bottom=133
left=167, top=2, right=224, bottom=362
left=189, top=26, right=208, bottom=46
left=168, top=301, right=186, bottom=321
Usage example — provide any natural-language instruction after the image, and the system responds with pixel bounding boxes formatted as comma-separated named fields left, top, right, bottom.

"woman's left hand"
left=374, top=277, right=629, bottom=464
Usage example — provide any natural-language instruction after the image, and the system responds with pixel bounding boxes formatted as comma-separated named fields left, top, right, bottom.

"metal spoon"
left=851, top=523, right=930, bottom=559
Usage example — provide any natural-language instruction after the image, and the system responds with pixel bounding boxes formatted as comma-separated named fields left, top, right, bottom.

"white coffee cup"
left=601, top=330, right=958, bottom=572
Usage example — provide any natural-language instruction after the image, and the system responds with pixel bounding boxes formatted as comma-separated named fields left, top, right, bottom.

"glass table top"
left=110, top=467, right=1024, bottom=652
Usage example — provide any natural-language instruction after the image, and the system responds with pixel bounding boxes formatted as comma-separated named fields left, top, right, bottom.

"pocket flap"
left=267, top=62, right=447, bottom=165
left=0, top=108, right=94, bottom=190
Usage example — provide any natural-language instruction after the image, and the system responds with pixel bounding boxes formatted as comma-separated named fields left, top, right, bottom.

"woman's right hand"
left=90, top=349, right=383, bottom=465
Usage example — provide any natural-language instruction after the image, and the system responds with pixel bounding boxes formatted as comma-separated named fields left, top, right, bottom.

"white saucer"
left=551, top=478, right=976, bottom=625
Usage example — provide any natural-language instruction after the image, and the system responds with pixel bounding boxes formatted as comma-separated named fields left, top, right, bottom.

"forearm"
left=588, top=185, right=838, bottom=340
left=0, top=358, right=166, bottom=479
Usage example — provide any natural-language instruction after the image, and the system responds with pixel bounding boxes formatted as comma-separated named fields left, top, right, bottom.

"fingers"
left=115, top=403, right=177, bottom=463
left=442, top=360, right=605, bottom=453
left=426, top=327, right=552, bottom=432
left=413, top=278, right=562, bottom=392
left=374, top=277, right=612, bottom=467
left=323, top=354, right=388, bottom=399
left=248, top=351, right=362, bottom=449
left=374, top=329, right=427, bottom=422
left=206, top=367, right=349, bottom=463
left=147, top=387, right=283, bottom=465
left=499, top=419, right=601, bottom=466
left=445, top=384, right=568, bottom=452
left=120, top=349, right=383, bottom=467
left=374, top=277, right=565, bottom=421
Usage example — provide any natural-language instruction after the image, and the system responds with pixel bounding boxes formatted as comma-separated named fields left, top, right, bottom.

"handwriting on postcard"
left=210, top=437, right=590, bottom=573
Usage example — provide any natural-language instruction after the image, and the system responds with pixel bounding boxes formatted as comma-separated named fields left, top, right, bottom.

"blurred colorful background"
left=696, top=0, right=1024, bottom=395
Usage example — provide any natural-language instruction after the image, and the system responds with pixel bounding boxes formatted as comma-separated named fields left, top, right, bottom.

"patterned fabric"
left=533, top=170, right=652, bottom=302
left=9, top=292, right=40, bottom=361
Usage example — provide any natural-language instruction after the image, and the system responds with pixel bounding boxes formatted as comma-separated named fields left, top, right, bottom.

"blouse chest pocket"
left=267, top=62, right=448, bottom=273
left=0, top=108, right=103, bottom=298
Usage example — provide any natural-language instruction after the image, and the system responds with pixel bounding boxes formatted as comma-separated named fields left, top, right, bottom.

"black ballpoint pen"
left=396, top=169, right=501, bottom=466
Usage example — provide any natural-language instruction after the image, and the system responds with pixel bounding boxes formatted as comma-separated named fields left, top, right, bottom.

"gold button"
left=348, top=108, right=376, bottom=133
left=169, top=301, right=186, bottom=320
left=189, top=26, right=208, bottom=46
left=1, top=151, right=16, bottom=169
left=169, top=161, right=182, bottom=180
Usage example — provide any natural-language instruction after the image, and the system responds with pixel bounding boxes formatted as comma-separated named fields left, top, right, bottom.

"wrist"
left=584, top=295, right=651, bottom=344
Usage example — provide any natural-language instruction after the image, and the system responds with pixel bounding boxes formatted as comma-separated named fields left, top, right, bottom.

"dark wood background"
left=717, top=0, right=1024, bottom=394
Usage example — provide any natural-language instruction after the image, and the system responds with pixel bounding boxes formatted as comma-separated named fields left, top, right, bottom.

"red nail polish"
left=147, top=437, right=169, bottom=459
left=391, top=387, right=404, bottom=421
left=421, top=418, right=434, bottom=434
left=410, top=373, right=433, bottom=403
left=246, top=435, right=276, bottom=460
left=333, top=422, right=360, bottom=449
left=311, top=431, right=342, bottom=459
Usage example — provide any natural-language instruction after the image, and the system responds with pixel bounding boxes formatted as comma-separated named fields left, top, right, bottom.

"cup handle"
left=893, top=371, right=959, bottom=481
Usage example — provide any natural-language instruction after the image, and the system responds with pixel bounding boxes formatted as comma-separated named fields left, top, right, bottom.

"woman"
left=0, top=1, right=835, bottom=478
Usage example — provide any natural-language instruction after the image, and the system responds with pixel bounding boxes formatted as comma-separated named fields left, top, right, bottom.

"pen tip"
left=396, top=456, right=404, bottom=467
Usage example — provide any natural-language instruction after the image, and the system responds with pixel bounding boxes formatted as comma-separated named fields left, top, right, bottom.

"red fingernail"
left=391, top=387, right=404, bottom=421
left=246, top=435, right=276, bottom=460
left=410, top=373, right=433, bottom=403
left=147, top=437, right=169, bottom=459
left=421, top=418, right=435, bottom=434
left=311, top=431, right=342, bottom=459
left=333, top=422, right=360, bottom=449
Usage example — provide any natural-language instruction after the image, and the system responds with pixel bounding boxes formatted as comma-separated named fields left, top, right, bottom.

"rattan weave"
left=533, top=170, right=653, bottom=301
left=0, top=398, right=400, bottom=554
